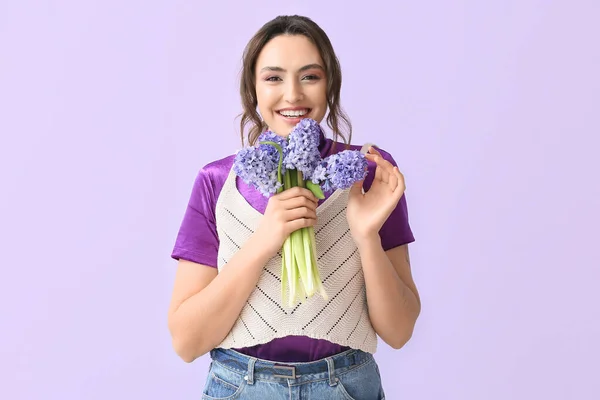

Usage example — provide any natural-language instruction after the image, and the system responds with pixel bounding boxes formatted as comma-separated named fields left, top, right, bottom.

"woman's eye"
left=265, top=75, right=319, bottom=82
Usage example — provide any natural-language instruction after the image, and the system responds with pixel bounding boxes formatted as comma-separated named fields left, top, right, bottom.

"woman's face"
left=254, top=34, right=328, bottom=137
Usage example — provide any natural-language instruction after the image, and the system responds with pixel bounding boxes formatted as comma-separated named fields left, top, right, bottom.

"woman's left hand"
left=347, top=146, right=406, bottom=244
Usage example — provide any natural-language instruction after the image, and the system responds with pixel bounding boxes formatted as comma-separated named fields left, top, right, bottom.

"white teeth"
left=279, top=109, right=309, bottom=117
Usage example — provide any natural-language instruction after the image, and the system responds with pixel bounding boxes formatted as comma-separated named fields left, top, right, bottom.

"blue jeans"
left=201, top=348, right=386, bottom=400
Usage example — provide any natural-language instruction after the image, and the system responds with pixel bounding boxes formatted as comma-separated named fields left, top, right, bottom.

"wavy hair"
left=238, top=15, right=352, bottom=153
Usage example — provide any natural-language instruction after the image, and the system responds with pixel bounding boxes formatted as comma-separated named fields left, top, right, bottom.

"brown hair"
left=238, top=15, right=351, bottom=152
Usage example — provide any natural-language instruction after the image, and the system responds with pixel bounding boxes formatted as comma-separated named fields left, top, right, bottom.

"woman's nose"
left=284, top=80, right=303, bottom=103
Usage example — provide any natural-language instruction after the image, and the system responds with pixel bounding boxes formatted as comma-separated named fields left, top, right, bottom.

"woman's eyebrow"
left=259, top=63, right=324, bottom=73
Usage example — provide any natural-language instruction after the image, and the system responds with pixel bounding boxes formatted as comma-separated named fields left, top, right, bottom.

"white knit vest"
left=214, top=144, right=378, bottom=354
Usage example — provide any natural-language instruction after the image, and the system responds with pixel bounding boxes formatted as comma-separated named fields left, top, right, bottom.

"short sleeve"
left=363, top=149, right=415, bottom=251
left=171, top=167, right=220, bottom=268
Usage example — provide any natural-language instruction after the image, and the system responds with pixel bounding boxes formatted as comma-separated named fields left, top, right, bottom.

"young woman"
left=168, top=15, right=421, bottom=400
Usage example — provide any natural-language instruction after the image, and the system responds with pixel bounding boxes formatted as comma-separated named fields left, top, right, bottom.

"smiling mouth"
left=277, top=108, right=311, bottom=118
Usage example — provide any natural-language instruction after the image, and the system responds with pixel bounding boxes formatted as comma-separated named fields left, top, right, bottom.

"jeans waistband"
left=209, top=347, right=373, bottom=383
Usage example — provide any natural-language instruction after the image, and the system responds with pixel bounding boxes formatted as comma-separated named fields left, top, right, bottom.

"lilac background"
left=1, top=1, right=599, bottom=399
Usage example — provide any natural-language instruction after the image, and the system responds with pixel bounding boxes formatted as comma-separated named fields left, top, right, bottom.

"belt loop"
left=326, top=357, right=337, bottom=386
left=246, top=357, right=257, bottom=385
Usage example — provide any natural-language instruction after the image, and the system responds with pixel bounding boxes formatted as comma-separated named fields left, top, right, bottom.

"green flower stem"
left=296, top=170, right=316, bottom=295
left=289, top=170, right=307, bottom=302
left=255, top=140, right=327, bottom=306
left=282, top=169, right=295, bottom=305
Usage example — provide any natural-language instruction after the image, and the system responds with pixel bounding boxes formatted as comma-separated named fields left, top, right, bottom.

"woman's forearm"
left=357, top=235, right=420, bottom=349
left=169, top=235, right=272, bottom=362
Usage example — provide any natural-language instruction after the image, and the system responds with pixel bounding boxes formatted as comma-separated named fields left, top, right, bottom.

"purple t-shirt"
left=171, top=130, right=415, bottom=362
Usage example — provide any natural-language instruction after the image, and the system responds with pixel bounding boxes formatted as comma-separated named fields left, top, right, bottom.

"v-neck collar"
left=226, top=166, right=347, bottom=218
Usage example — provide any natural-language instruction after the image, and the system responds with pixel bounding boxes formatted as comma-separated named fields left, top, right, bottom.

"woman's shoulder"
left=201, top=153, right=236, bottom=174
left=191, top=153, right=236, bottom=193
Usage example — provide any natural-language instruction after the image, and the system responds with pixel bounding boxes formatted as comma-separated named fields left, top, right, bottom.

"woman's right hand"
left=255, top=186, right=319, bottom=257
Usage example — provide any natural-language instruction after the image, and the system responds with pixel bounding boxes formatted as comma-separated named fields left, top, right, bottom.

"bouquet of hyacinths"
left=233, top=119, right=368, bottom=307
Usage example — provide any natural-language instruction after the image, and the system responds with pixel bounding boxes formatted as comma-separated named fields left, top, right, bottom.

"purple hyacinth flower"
left=258, top=130, right=288, bottom=150
left=311, top=150, right=367, bottom=191
left=233, top=145, right=283, bottom=197
left=284, top=119, right=322, bottom=180
left=257, top=130, right=288, bottom=174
